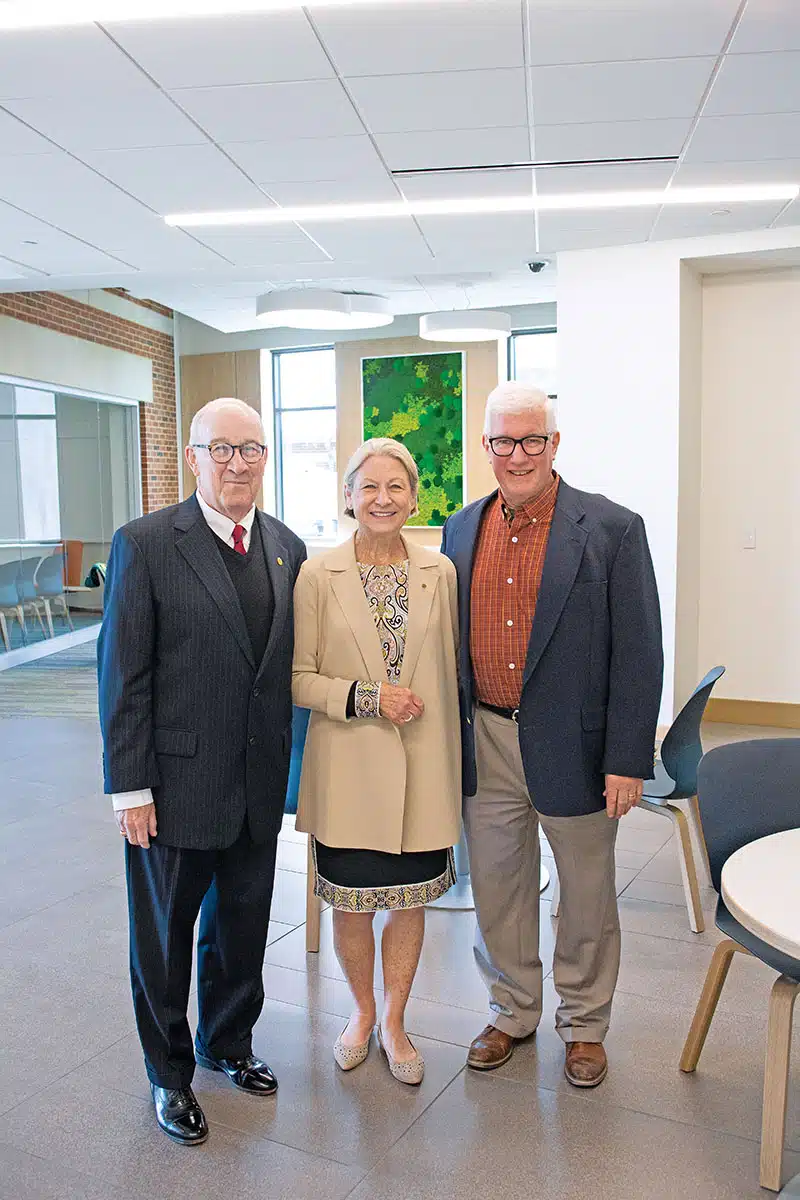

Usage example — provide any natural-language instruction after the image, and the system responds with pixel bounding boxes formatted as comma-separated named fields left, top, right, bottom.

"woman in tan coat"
left=292, top=437, right=461, bottom=1085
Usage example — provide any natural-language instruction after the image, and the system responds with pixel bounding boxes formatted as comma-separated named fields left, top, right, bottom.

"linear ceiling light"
left=420, top=311, right=512, bottom=343
left=0, top=0, right=452, bottom=29
left=165, top=184, right=800, bottom=229
left=255, top=289, right=393, bottom=330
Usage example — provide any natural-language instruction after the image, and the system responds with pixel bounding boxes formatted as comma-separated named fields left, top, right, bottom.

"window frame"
left=271, top=345, right=336, bottom=530
left=507, top=327, right=557, bottom=394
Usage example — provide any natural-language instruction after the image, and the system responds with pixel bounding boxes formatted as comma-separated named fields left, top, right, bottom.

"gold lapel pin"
left=277, top=556, right=284, bottom=566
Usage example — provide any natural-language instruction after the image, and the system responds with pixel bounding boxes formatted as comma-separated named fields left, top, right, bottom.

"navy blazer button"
left=252, top=687, right=261, bottom=697
left=248, top=735, right=256, bottom=746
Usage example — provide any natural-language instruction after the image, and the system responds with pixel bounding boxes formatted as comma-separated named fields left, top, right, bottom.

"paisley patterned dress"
left=312, top=560, right=456, bottom=912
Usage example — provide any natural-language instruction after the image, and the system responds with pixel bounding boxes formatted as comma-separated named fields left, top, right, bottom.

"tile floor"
left=0, top=708, right=798, bottom=1199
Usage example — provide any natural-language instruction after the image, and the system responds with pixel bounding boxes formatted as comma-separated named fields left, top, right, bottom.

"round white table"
left=722, top=829, right=800, bottom=961
left=721, top=829, right=800, bottom=1197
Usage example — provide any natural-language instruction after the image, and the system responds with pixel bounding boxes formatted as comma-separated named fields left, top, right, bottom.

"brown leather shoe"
left=564, top=1041, right=608, bottom=1088
left=466, top=1025, right=518, bottom=1071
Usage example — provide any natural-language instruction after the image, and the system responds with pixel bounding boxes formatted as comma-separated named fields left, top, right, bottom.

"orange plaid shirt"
left=470, top=474, right=560, bottom=708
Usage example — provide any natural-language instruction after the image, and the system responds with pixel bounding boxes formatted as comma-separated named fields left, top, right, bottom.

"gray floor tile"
left=614, top=823, right=674, bottom=855
left=497, top=977, right=800, bottom=1153
left=269, top=868, right=315, bottom=926
left=345, top=1072, right=800, bottom=1200
left=0, top=881, right=129, bottom=978
left=617, top=895, right=723, bottom=945
left=264, top=905, right=553, bottom=1014
left=613, top=846, right=653, bottom=870
left=0, top=1143, right=111, bottom=1200
left=0, top=962, right=134, bottom=1116
left=75, top=1000, right=466, bottom=1168
left=261, top=962, right=487, bottom=1049
left=0, top=1076, right=363, bottom=1200
left=622, top=876, right=718, bottom=909
left=275, top=836, right=309, bottom=874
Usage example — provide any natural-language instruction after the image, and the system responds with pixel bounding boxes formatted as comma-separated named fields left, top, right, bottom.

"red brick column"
left=0, top=290, right=178, bottom=512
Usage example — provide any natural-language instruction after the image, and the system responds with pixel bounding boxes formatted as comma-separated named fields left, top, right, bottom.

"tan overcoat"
left=292, top=535, right=462, bottom=854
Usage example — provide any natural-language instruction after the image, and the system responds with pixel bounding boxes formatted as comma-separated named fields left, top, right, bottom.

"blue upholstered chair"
left=680, top=738, right=800, bottom=1191
left=0, top=561, right=26, bottom=651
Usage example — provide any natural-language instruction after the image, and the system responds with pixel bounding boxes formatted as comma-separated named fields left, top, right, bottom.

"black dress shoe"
left=195, top=1050, right=278, bottom=1095
left=151, top=1084, right=208, bottom=1146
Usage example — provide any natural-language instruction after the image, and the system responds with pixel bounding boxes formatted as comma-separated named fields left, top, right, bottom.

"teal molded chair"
left=552, top=666, right=725, bottom=933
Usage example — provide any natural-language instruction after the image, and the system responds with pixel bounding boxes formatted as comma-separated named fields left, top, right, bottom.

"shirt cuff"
left=353, top=680, right=382, bottom=718
left=112, top=789, right=154, bottom=812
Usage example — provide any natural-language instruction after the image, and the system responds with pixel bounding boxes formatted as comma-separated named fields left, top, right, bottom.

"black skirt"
left=312, top=838, right=456, bottom=912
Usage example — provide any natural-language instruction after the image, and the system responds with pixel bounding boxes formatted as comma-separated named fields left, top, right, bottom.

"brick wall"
left=0, top=289, right=178, bottom=512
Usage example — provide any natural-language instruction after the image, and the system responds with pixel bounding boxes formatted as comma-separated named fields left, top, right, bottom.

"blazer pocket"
left=154, top=727, right=198, bottom=757
left=581, top=706, right=607, bottom=731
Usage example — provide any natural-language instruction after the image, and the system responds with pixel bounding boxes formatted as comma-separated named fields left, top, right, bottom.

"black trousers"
left=125, top=823, right=279, bottom=1090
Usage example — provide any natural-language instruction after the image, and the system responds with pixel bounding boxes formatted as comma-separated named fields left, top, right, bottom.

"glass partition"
left=0, top=382, right=140, bottom=655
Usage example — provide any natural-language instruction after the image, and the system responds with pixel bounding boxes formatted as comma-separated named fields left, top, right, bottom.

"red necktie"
left=232, top=524, right=247, bottom=556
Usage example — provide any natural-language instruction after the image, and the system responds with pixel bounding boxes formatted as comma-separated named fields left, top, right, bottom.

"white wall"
left=556, top=242, right=683, bottom=724
left=698, top=269, right=800, bottom=704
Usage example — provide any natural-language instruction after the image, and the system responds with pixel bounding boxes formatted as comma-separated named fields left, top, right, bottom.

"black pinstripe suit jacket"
left=97, top=494, right=307, bottom=849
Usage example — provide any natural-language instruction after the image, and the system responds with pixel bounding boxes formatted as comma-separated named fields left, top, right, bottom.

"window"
left=508, top=329, right=557, bottom=397
left=273, top=348, right=338, bottom=541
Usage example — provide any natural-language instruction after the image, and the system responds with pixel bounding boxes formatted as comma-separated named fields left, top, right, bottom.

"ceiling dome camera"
left=527, top=260, right=549, bottom=273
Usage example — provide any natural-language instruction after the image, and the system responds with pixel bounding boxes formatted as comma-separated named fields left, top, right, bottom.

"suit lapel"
left=254, top=512, right=291, bottom=680
left=522, top=483, right=588, bottom=687
left=327, top=539, right=389, bottom=682
left=398, top=547, right=438, bottom=687
left=451, top=494, right=495, bottom=680
left=174, top=498, right=255, bottom=668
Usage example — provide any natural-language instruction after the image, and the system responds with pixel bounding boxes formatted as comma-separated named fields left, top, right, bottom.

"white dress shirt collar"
left=196, top=489, right=256, bottom=552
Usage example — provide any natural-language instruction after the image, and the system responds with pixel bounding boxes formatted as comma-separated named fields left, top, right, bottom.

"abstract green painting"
left=361, top=352, right=464, bottom=527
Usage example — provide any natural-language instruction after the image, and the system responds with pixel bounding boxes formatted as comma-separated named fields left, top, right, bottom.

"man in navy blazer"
left=442, top=382, right=662, bottom=1088
left=98, top=398, right=305, bottom=1144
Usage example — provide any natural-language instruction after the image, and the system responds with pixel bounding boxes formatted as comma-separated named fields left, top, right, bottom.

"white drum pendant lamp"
left=255, top=289, right=393, bottom=330
left=419, top=310, right=512, bottom=342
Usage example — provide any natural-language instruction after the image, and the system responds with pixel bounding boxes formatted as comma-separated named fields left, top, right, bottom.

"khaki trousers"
left=464, top=707, right=621, bottom=1044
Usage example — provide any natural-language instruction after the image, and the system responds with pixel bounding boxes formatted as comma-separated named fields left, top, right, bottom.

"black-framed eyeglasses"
left=191, top=441, right=266, bottom=465
left=487, top=434, right=552, bottom=458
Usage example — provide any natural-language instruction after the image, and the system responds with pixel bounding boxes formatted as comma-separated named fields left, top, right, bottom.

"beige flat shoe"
left=377, top=1025, right=424, bottom=1086
left=333, top=1027, right=371, bottom=1071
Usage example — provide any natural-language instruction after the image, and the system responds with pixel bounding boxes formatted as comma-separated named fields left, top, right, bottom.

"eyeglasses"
left=191, top=441, right=266, bottom=465
left=487, top=434, right=552, bottom=458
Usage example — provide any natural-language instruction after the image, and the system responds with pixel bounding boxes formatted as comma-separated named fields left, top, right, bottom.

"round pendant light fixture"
left=419, top=310, right=512, bottom=342
left=255, top=289, right=393, bottom=330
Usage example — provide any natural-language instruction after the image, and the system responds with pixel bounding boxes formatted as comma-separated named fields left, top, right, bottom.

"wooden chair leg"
left=42, top=598, right=55, bottom=638
left=305, top=836, right=321, bottom=954
left=15, top=604, right=28, bottom=645
left=759, top=975, right=799, bottom=1192
left=686, top=794, right=713, bottom=889
left=59, top=596, right=74, bottom=631
left=680, top=939, right=744, bottom=1071
left=0, top=612, right=9, bottom=651
left=642, top=799, right=705, bottom=933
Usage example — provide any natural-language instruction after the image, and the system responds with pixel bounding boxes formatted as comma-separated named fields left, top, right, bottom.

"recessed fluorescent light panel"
left=165, top=184, right=800, bottom=229
left=0, top=0, right=453, bottom=29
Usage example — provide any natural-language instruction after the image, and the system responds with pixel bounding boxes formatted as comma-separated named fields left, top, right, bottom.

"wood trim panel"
left=705, top=699, right=800, bottom=729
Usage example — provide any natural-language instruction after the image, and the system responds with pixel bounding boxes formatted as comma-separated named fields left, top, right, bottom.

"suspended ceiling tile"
left=529, top=57, right=716, bottom=126
left=728, top=3, right=800, bottom=53
left=310, top=0, right=524, bottom=76
left=2, top=90, right=206, bottom=152
left=705, top=51, right=800, bottom=117
left=80, top=144, right=270, bottom=213
left=684, top=113, right=800, bottom=162
left=223, top=134, right=389, bottom=184
left=106, top=11, right=333, bottom=89
left=534, top=161, right=676, bottom=193
left=347, top=68, right=528, bottom=134
left=375, top=126, right=531, bottom=171
left=0, top=25, right=152, bottom=100
left=532, top=117, right=691, bottom=162
left=397, top=169, right=534, bottom=201
left=673, top=159, right=800, bottom=186
left=0, top=110, right=55, bottom=156
left=263, top=176, right=400, bottom=206
left=650, top=200, right=789, bottom=240
left=174, top=79, right=365, bottom=143
left=526, top=0, right=740, bottom=64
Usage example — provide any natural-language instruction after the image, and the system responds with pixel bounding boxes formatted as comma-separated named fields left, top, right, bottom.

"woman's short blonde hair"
left=343, top=437, right=420, bottom=519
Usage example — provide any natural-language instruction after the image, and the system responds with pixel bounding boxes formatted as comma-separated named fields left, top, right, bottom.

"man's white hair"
left=188, top=397, right=265, bottom=445
left=483, top=382, right=557, bottom=434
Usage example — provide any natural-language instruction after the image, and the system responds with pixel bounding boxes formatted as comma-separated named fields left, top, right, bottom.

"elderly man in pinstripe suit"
left=98, top=397, right=305, bottom=1146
